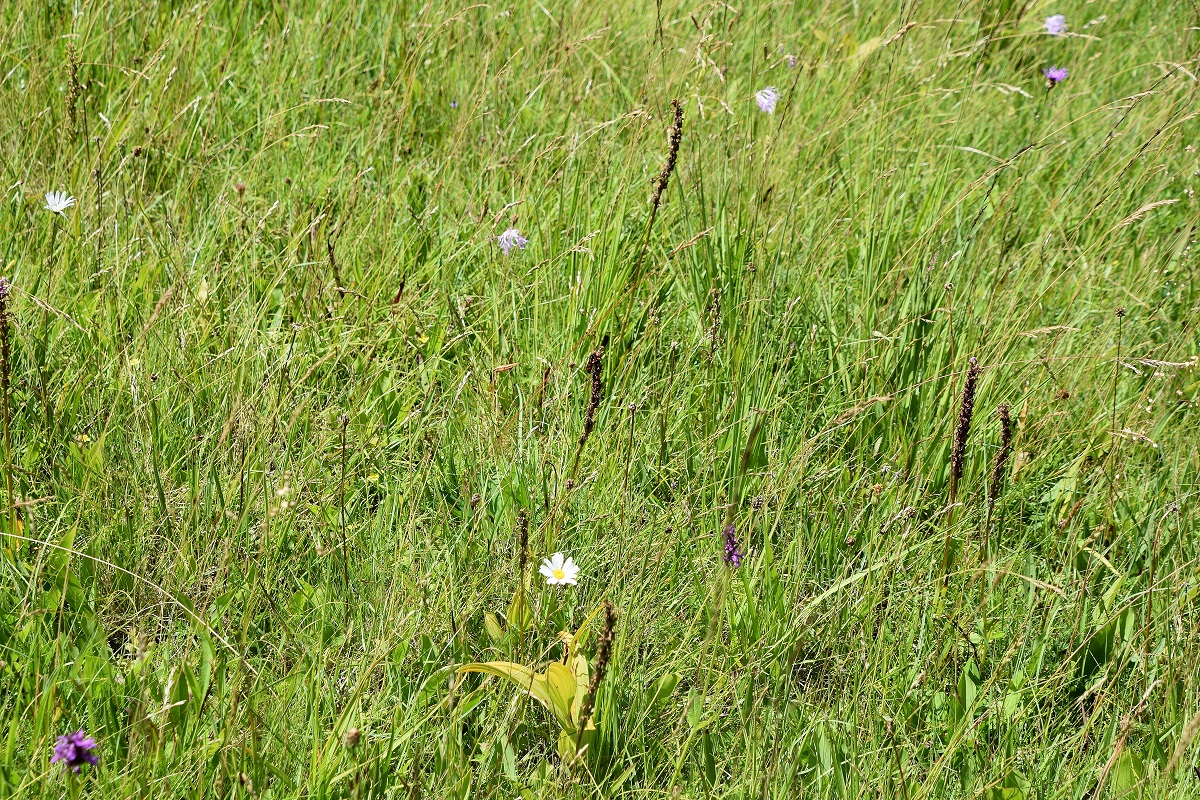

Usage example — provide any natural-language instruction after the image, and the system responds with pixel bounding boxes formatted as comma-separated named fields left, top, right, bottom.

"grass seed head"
left=988, top=403, right=1014, bottom=508
left=579, top=347, right=604, bottom=446
left=650, top=99, right=683, bottom=212
left=950, top=357, right=980, bottom=490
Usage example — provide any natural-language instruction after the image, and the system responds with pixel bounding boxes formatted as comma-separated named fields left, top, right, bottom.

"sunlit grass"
left=0, top=1, right=1198, bottom=797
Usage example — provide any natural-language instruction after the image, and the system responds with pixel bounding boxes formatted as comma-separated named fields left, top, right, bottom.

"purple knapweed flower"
left=786, top=54, right=797, bottom=68
left=1044, top=14, right=1067, bottom=36
left=722, top=523, right=744, bottom=568
left=755, top=87, right=779, bottom=114
left=497, top=228, right=528, bottom=254
left=1042, top=66, right=1069, bottom=86
left=51, top=730, right=99, bottom=774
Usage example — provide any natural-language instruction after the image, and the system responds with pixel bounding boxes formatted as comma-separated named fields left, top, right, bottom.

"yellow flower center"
left=553, top=568, right=565, bottom=580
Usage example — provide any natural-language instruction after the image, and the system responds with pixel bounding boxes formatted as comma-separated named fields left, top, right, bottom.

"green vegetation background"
left=0, top=0, right=1198, bottom=797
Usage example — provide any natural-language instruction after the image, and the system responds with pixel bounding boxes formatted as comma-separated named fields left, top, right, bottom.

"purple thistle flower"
left=497, top=228, right=528, bottom=255
left=1044, top=14, right=1067, bottom=36
left=51, top=730, right=99, bottom=774
left=755, top=86, right=779, bottom=114
left=722, top=523, right=744, bottom=568
left=1042, top=66, right=1069, bottom=86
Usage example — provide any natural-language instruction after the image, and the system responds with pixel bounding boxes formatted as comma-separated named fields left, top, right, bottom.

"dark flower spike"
left=723, top=523, right=744, bottom=568
left=950, top=357, right=980, bottom=494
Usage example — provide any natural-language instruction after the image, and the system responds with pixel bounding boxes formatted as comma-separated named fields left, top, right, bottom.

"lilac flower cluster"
left=754, top=87, right=779, bottom=115
left=51, top=730, right=98, bottom=774
left=497, top=228, right=528, bottom=254
left=1041, top=15, right=1070, bottom=89
left=1043, top=66, right=1069, bottom=86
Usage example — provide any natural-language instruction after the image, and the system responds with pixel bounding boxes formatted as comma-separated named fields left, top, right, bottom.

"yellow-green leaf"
left=483, top=613, right=504, bottom=642
left=457, top=662, right=554, bottom=715
left=570, top=653, right=589, bottom=725
left=649, top=673, right=681, bottom=708
left=544, top=662, right=577, bottom=730
left=506, top=588, right=533, bottom=632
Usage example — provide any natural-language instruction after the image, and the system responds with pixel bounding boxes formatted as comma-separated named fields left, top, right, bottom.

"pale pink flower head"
left=755, top=86, right=779, bottom=114
left=497, top=228, right=528, bottom=255
left=1045, top=14, right=1067, bottom=36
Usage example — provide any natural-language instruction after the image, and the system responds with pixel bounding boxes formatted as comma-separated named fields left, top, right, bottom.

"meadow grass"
left=1, top=0, right=1199, bottom=797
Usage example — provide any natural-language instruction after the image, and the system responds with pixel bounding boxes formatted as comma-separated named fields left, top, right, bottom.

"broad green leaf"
left=1102, top=576, right=1124, bottom=613
left=649, top=673, right=681, bottom=709
left=483, top=612, right=504, bottom=642
left=556, top=728, right=596, bottom=763
left=457, top=662, right=554, bottom=715
left=506, top=588, right=533, bottom=632
left=544, top=662, right=577, bottom=731
left=1078, top=608, right=1135, bottom=687
left=1111, top=750, right=1144, bottom=795
left=570, top=653, right=589, bottom=725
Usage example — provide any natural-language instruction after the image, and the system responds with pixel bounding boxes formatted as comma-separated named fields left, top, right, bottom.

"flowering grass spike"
left=540, top=552, right=579, bottom=586
left=497, top=228, right=528, bottom=254
left=43, top=191, right=76, bottom=215
left=51, top=730, right=98, bottom=774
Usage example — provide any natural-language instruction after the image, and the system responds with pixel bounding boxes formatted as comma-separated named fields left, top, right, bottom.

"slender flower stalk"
left=65, top=43, right=82, bottom=142
left=987, top=404, right=1013, bottom=510
left=624, top=100, right=683, bottom=326
left=570, top=348, right=604, bottom=479
left=515, top=508, right=529, bottom=581
left=649, top=100, right=684, bottom=214
left=949, top=357, right=980, bottom=505
left=942, top=357, right=980, bottom=582
left=983, top=404, right=1014, bottom=558
left=0, top=278, right=12, bottom=539
left=579, top=349, right=603, bottom=446
left=574, top=602, right=616, bottom=761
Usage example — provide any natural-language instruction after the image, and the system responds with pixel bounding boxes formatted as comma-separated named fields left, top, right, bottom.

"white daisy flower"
left=539, top=552, right=579, bottom=586
left=44, top=191, right=76, bottom=216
